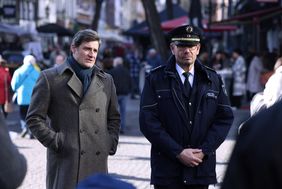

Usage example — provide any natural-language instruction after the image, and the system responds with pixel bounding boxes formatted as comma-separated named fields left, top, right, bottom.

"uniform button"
left=80, top=151, right=85, bottom=155
left=189, top=121, right=192, bottom=124
left=96, top=108, right=100, bottom=112
left=95, top=130, right=99, bottom=134
left=184, top=180, right=187, bottom=184
left=96, top=151, right=101, bottom=155
left=158, top=95, right=161, bottom=98
left=189, top=102, right=192, bottom=106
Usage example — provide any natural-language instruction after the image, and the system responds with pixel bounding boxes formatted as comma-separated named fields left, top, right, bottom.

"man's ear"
left=70, top=44, right=76, bottom=53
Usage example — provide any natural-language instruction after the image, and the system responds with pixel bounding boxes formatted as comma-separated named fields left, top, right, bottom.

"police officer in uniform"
left=139, top=25, right=234, bottom=189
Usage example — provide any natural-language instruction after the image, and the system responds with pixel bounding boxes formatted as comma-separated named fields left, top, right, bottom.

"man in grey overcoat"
left=26, top=29, right=120, bottom=189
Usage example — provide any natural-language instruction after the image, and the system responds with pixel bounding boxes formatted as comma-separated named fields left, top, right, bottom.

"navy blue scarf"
left=68, top=56, right=95, bottom=94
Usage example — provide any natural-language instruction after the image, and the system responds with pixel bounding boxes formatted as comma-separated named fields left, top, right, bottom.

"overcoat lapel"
left=67, top=74, right=83, bottom=98
left=81, top=66, right=107, bottom=102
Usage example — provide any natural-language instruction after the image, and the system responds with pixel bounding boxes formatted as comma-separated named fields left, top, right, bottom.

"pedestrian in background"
left=125, top=45, right=141, bottom=99
left=0, top=113, right=27, bottom=189
left=108, top=57, right=132, bottom=134
left=246, top=52, right=264, bottom=100
left=145, top=48, right=163, bottom=74
left=11, top=54, right=40, bottom=138
left=221, top=100, right=282, bottom=189
left=26, top=29, right=120, bottom=189
left=230, top=48, right=247, bottom=108
left=0, top=55, right=12, bottom=118
left=139, top=25, right=234, bottom=189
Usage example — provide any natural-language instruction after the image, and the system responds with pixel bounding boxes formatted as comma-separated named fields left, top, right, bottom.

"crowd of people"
left=0, top=24, right=282, bottom=189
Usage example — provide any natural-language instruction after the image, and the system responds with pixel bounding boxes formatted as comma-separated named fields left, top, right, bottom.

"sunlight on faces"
left=71, top=41, right=100, bottom=68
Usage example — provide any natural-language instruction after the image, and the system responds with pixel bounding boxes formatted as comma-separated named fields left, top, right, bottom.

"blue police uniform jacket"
left=139, top=56, right=234, bottom=185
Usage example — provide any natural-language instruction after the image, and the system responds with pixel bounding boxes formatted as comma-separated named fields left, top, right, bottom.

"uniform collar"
left=176, top=63, right=195, bottom=85
left=164, top=55, right=212, bottom=83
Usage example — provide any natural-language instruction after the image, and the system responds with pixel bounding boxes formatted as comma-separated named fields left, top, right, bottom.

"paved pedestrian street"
left=9, top=99, right=249, bottom=189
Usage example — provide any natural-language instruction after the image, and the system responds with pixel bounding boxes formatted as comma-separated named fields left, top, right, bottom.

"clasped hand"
left=177, top=148, right=204, bottom=167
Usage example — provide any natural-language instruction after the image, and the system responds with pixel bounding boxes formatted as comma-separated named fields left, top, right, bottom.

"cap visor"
left=174, top=41, right=199, bottom=47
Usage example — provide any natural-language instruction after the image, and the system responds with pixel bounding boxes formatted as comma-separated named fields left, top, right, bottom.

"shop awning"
left=161, top=16, right=238, bottom=32
left=212, top=6, right=282, bottom=25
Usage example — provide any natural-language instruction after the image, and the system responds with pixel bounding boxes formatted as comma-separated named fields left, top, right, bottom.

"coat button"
left=95, top=130, right=99, bottom=134
left=189, top=102, right=192, bottom=106
left=80, top=150, right=85, bottom=155
left=95, top=108, right=100, bottom=112
left=189, top=121, right=192, bottom=125
left=184, top=180, right=187, bottom=184
left=96, top=151, right=100, bottom=155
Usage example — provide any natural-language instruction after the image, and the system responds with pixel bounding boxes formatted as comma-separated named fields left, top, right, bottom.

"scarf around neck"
left=68, top=56, right=95, bottom=94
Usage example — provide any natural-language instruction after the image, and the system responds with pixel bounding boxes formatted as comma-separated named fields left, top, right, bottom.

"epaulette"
left=203, top=64, right=217, bottom=73
left=150, top=65, right=165, bottom=73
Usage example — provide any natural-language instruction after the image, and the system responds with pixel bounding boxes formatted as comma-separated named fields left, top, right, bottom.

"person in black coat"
left=139, top=25, right=234, bottom=189
left=221, top=100, right=282, bottom=189
left=0, top=114, right=27, bottom=189
left=108, top=57, right=132, bottom=133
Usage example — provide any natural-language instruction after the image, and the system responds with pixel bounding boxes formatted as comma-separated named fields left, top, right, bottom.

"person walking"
left=26, top=29, right=120, bottom=189
left=107, top=57, right=132, bottom=134
left=139, top=25, right=234, bottom=189
left=0, top=55, right=12, bottom=118
left=11, top=54, right=40, bottom=138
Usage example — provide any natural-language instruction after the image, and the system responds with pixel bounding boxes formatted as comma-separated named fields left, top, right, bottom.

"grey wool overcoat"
left=26, top=61, right=120, bottom=189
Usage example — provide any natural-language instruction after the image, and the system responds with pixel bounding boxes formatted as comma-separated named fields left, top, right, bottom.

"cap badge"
left=186, top=26, right=193, bottom=33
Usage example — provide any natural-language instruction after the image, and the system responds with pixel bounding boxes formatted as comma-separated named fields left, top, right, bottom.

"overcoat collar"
left=57, top=60, right=107, bottom=98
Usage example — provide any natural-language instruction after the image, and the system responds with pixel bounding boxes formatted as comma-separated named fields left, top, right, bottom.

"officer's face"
left=170, top=43, right=200, bottom=71
left=71, top=41, right=100, bottom=68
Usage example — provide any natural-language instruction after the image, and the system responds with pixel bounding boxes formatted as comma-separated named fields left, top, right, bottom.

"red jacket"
left=0, top=67, right=11, bottom=104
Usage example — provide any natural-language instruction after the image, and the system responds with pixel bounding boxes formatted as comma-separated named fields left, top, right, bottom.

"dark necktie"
left=183, top=72, right=192, bottom=97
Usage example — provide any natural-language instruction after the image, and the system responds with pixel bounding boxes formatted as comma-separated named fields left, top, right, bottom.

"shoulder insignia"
left=203, top=64, right=216, bottom=73
left=150, top=65, right=165, bottom=73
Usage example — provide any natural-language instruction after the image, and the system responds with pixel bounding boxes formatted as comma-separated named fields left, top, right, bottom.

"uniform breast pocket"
left=156, top=90, right=173, bottom=109
left=205, top=90, right=219, bottom=101
left=204, top=90, right=219, bottom=111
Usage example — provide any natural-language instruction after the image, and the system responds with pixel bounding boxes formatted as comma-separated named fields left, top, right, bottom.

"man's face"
left=71, top=41, right=99, bottom=68
left=170, top=43, right=200, bottom=71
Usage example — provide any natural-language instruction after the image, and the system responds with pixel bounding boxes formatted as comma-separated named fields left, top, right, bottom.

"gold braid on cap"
left=171, top=37, right=200, bottom=42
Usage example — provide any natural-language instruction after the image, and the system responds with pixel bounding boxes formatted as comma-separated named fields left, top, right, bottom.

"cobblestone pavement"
left=8, top=99, right=249, bottom=189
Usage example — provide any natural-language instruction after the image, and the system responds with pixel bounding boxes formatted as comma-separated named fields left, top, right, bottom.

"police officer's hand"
left=194, top=151, right=205, bottom=160
left=177, top=148, right=203, bottom=167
